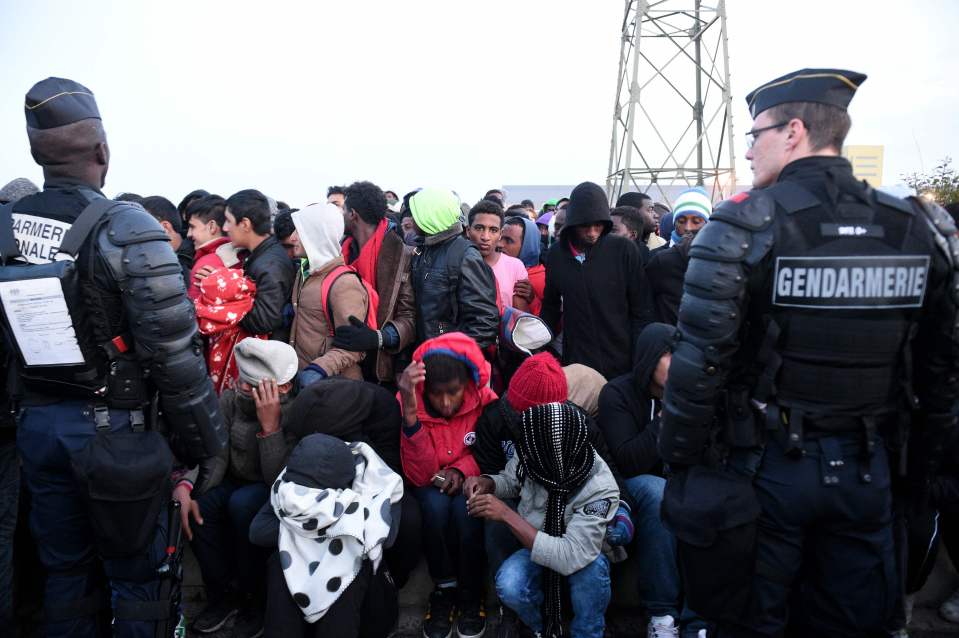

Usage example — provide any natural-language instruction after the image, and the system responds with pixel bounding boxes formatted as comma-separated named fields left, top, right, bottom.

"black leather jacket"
left=410, top=225, right=499, bottom=348
left=239, top=235, right=296, bottom=336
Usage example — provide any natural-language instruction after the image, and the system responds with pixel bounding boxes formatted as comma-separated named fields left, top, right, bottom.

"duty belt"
left=766, top=404, right=886, bottom=483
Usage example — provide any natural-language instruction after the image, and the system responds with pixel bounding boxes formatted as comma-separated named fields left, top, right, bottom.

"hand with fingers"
left=172, top=483, right=204, bottom=541
left=252, top=378, right=282, bottom=435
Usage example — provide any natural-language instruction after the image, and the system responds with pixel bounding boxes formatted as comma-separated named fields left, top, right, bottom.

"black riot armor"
left=7, top=182, right=226, bottom=482
left=659, top=157, right=959, bottom=465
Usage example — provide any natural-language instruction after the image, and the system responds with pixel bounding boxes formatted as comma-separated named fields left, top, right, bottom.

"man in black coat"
left=541, top=182, right=652, bottom=380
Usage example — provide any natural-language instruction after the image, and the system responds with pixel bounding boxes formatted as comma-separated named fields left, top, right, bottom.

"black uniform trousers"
left=719, top=432, right=897, bottom=638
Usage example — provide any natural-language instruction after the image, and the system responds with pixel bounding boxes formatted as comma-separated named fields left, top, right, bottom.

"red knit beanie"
left=507, top=352, right=568, bottom=413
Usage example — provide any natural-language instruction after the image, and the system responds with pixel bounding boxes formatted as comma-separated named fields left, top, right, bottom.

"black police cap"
left=745, top=68, right=866, bottom=118
left=24, top=77, right=101, bottom=130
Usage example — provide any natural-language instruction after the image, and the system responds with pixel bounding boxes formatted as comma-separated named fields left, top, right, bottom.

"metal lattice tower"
left=606, top=0, right=736, bottom=206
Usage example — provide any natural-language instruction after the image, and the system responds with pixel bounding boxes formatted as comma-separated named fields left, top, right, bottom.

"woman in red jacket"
left=397, top=332, right=497, bottom=638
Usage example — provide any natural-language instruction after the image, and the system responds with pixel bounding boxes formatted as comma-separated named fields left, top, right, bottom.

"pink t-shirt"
left=489, top=253, right=529, bottom=310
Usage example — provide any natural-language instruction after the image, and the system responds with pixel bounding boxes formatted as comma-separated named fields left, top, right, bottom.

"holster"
left=723, top=387, right=761, bottom=448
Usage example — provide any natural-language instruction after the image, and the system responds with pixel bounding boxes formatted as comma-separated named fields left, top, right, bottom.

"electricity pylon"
left=606, top=0, right=737, bottom=206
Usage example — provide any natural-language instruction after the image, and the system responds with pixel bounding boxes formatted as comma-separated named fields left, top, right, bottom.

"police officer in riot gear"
left=6, top=78, right=226, bottom=637
left=658, top=69, right=959, bottom=636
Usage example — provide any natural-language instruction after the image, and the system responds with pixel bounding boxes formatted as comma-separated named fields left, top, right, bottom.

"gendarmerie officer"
left=657, top=69, right=959, bottom=636
left=6, top=78, right=226, bottom=637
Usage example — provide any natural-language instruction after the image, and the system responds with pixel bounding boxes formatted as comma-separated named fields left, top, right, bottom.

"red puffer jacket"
left=399, top=332, right=498, bottom=487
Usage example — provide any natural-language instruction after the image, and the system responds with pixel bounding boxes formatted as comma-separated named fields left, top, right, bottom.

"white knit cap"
left=672, top=187, right=712, bottom=222
left=234, top=338, right=299, bottom=386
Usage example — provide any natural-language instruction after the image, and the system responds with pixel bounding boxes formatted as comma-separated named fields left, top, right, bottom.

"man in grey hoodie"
left=466, top=402, right=618, bottom=638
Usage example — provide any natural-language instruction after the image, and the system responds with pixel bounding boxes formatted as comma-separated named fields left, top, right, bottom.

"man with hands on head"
left=175, top=338, right=300, bottom=637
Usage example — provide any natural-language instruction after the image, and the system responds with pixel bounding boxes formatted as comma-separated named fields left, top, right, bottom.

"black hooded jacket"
left=284, top=377, right=402, bottom=473
left=597, top=323, right=678, bottom=478
left=542, top=182, right=653, bottom=379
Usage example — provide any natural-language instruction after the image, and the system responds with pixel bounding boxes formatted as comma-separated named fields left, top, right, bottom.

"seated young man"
left=249, top=432, right=404, bottom=638
left=597, top=322, right=705, bottom=638
left=397, top=333, right=498, bottom=638
left=176, top=338, right=299, bottom=637
left=466, top=402, right=619, bottom=638
left=282, top=377, right=423, bottom=590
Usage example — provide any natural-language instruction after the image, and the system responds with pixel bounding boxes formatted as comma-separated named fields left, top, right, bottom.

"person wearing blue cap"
left=7, top=78, right=226, bottom=638
left=658, top=68, right=959, bottom=637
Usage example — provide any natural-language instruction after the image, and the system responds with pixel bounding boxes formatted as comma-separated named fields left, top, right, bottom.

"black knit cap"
left=25, top=77, right=101, bottom=129
left=284, top=433, right=355, bottom=490
left=563, top=181, right=612, bottom=237
left=746, top=68, right=866, bottom=118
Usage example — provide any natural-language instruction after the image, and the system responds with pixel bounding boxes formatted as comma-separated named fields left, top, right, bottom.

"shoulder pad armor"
left=912, top=196, right=959, bottom=268
left=763, top=181, right=820, bottom=214
left=689, top=218, right=754, bottom=262
left=105, top=205, right=169, bottom=246
left=710, top=190, right=776, bottom=231
left=874, top=189, right=916, bottom=216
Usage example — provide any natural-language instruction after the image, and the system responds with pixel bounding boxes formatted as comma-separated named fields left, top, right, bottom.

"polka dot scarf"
left=517, top=402, right=595, bottom=637
left=271, top=441, right=404, bottom=623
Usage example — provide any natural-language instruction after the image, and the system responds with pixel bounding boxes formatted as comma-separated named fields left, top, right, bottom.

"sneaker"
left=647, top=615, right=679, bottom=638
left=232, top=604, right=264, bottom=638
left=495, top=606, right=520, bottom=638
left=191, top=597, right=239, bottom=634
left=942, top=588, right=959, bottom=624
left=423, top=587, right=457, bottom=638
left=456, top=592, right=486, bottom=638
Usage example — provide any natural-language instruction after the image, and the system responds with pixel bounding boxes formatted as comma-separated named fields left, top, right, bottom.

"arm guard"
left=658, top=192, right=776, bottom=465
left=98, top=209, right=226, bottom=475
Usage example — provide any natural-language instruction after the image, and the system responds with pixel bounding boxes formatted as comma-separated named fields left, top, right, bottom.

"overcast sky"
left=1, top=0, right=955, bottom=207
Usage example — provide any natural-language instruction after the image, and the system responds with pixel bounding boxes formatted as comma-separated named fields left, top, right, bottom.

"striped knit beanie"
left=672, top=187, right=712, bottom=223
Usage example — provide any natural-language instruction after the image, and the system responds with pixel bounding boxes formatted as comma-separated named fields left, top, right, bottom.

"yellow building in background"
left=843, top=145, right=884, bottom=186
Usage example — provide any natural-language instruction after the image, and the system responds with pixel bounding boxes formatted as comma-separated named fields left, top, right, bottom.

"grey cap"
left=0, top=178, right=39, bottom=204
left=234, top=337, right=299, bottom=386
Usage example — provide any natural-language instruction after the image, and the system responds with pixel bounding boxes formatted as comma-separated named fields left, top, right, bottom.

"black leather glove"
left=332, top=315, right=381, bottom=352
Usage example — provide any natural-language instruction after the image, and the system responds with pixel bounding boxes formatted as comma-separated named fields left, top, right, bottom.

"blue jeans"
left=626, top=474, right=708, bottom=637
left=496, top=549, right=610, bottom=638
left=17, top=400, right=168, bottom=638
left=192, top=478, right=270, bottom=602
left=625, top=474, right=681, bottom=618
left=0, top=440, right=18, bottom=627
left=412, top=486, right=485, bottom=593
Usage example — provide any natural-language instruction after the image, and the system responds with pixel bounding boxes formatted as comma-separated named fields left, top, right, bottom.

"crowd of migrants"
left=4, top=73, right=959, bottom=638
